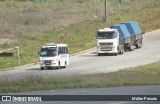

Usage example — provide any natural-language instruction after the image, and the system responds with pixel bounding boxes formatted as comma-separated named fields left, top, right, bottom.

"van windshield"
left=40, top=47, right=57, bottom=57
left=97, top=31, right=115, bottom=39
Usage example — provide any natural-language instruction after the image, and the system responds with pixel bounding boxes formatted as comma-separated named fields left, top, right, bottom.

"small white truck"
left=39, top=43, right=69, bottom=70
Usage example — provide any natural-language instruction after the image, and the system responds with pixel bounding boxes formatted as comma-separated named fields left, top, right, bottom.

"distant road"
left=0, top=29, right=160, bottom=80
left=0, top=85, right=160, bottom=104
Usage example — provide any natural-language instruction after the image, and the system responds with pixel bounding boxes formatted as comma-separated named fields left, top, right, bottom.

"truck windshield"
left=97, top=31, right=115, bottom=39
left=40, top=47, right=57, bottom=57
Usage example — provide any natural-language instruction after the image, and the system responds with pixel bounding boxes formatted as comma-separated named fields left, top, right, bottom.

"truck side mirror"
left=38, top=51, right=40, bottom=55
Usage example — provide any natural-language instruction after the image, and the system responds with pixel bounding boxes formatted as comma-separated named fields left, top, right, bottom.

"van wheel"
left=64, top=61, right=67, bottom=68
left=41, top=67, right=44, bottom=70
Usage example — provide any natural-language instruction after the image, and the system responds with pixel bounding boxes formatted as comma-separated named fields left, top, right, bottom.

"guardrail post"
left=15, top=47, right=20, bottom=65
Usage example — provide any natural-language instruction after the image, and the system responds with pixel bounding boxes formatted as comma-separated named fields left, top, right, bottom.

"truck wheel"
left=136, top=43, right=141, bottom=48
left=48, top=67, right=52, bottom=70
left=119, top=49, right=122, bottom=54
left=139, top=43, right=142, bottom=48
left=115, top=52, right=118, bottom=56
left=136, top=40, right=143, bottom=48
left=120, top=48, right=124, bottom=54
left=138, top=41, right=143, bottom=48
left=136, top=43, right=139, bottom=48
left=129, top=45, right=134, bottom=51
left=41, top=67, right=44, bottom=70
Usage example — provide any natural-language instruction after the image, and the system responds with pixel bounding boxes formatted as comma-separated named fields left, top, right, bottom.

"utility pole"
left=104, top=0, right=107, bottom=22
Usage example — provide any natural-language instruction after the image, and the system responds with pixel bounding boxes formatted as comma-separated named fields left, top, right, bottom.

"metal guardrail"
left=0, top=47, right=20, bottom=65
left=0, top=52, right=13, bottom=57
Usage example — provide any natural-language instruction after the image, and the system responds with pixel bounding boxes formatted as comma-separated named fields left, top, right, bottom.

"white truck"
left=39, top=43, right=69, bottom=70
left=96, top=28, right=121, bottom=56
left=96, top=20, right=143, bottom=56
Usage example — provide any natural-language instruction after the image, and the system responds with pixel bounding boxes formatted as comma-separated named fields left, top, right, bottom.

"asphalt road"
left=0, top=29, right=160, bottom=80
left=0, top=85, right=160, bottom=104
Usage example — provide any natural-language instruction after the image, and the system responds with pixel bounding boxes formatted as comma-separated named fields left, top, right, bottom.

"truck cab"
left=96, top=28, right=120, bottom=56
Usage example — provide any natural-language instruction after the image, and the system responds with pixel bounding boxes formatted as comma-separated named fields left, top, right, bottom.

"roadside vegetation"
left=0, top=0, right=160, bottom=69
left=0, top=61, right=160, bottom=93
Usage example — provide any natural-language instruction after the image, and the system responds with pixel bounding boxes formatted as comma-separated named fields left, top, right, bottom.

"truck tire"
left=98, top=53, right=101, bottom=56
left=120, top=49, right=123, bottom=55
left=119, top=48, right=122, bottom=54
left=122, top=48, right=124, bottom=54
left=120, top=48, right=123, bottom=54
left=138, top=41, right=143, bottom=48
left=129, top=45, right=134, bottom=51
left=64, top=61, right=67, bottom=68
left=136, top=40, right=143, bottom=48
left=117, top=47, right=120, bottom=55
left=136, top=42, right=141, bottom=48
left=139, top=43, right=142, bottom=48
left=115, top=52, right=118, bottom=56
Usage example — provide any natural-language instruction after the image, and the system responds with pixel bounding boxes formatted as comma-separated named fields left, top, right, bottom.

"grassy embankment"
left=0, top=0, right=160, bottom=69
left=0, top=61, right=160, bottom=93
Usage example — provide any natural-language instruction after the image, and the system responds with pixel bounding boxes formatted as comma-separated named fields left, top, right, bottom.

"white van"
left=39, top=43, right=69, bottom=70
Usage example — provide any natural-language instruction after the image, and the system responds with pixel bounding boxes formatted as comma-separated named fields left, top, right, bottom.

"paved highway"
left=0, top=29, right=160, bottom=80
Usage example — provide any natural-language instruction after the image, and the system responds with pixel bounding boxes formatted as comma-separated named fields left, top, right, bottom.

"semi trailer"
left=96, top=20, right=143, bottom=56
left=122, top=20, right=143, bottom=48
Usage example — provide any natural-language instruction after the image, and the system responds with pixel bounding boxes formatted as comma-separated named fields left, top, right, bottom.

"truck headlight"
left=40, top=60, right=44, bottom=65
left=40, top=60, right=44, bottom=63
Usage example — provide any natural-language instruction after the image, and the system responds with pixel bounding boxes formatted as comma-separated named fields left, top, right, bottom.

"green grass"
left=0, top=61, right=160, bottom=93
left=0, top=0, right=160, bottom=69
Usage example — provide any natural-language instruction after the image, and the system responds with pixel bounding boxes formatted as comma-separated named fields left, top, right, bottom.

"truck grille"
left=99, top=42, right=113, bottom=46
left=44, top=60, right=52, bottom=65
left=100, top=47, right=112, bottom=51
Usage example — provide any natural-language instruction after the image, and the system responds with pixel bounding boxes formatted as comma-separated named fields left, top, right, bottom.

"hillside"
left=0, top=0, right=104, bottom=48
left=0, top=0, right=160, bottom=69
